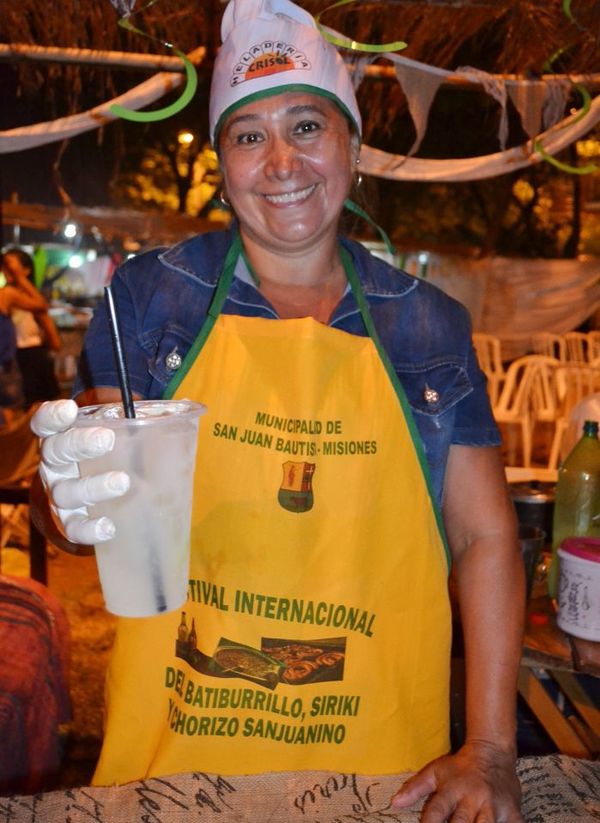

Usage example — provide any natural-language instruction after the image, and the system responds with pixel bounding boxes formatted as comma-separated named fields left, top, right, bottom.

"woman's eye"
left=236, top=132, right=262, bottom=145
left=294, top=120, right=321, bottom=135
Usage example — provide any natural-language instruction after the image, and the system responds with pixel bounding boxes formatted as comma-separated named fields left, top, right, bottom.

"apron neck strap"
left=339, top=243, right=447, bottom=555
left=340, top=244, right=381, bottom=344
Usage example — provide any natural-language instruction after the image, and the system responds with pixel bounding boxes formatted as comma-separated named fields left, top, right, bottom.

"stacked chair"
left=472, top=330, right=600, bottom=471
left=492, top=355, right=559, bottom=467
left=472, top=333, right=507, bottom=406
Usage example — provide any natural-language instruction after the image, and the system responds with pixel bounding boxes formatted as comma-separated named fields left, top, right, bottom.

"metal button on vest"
left=424, top=386, right=439, bottom=404
left=165, top=348, right=182, bottom=370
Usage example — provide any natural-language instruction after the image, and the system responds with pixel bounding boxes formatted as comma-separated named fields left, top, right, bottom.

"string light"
left=177, top=130, right=195, bottom=147
left=63, top=221, right=79, bottom=239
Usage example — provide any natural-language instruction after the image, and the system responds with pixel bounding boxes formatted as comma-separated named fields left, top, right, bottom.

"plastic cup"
left=74, top=399, right=206, bottom=617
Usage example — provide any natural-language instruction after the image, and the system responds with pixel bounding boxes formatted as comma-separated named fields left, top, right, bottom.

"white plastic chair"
left=505, top=466, right=558, bottom=484
left=493, top=355, right=557, bottom=467
left=547, top=364, right=600, bottom=469
left=525, top=355, right=564, bottom=467
left=472, top=333, right=506, bottom=406
left=564, top=331, right=589, bottom=364
left=586, top=331, right=600, bottom=362
left=531, top=332, right=566, bottom=361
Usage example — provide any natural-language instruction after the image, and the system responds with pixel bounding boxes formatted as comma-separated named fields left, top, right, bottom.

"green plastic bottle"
left=548, top=419, right=600, bottom=597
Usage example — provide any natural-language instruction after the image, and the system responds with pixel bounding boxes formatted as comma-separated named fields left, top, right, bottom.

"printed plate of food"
left=261, top=637, right=346, bottom=685
left=210, top=639, right=284, bottom=689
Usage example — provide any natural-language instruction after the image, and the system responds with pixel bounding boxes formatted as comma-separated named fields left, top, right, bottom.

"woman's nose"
left=264, top=137, right=302, bottom=179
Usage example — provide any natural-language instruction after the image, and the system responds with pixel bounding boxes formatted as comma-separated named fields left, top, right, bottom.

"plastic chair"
left=494, top=356, right=549, bottom=467
left=547, top=364, right=600, bottom=469
left=504, top=466, right=558, bottom=484
left=472, top=333, right=506, bottom=406
left=586, top=331, right=600, bottom=362
left=0, top=406, right=48, bottom=583
left=493, top=355, right=563, bottom=467
left=531, top=333, right=566, bottom=362
left=527, top=356, right=565, bottom=465
left=563, top=331, right=589, bottom=364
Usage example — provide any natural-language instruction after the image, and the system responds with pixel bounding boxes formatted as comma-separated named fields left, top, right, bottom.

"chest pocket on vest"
left=396, top=359, right=472, bottom=419
left=145, top=326, right=194, bottom=388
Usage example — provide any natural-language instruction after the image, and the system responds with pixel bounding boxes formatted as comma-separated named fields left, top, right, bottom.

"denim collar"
left=158, top=227, right=418, bottom=300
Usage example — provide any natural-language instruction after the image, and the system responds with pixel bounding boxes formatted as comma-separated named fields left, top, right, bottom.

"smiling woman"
left=220, top=94, right=358, bottom=262
left=31, top=0, right=524, bottom=819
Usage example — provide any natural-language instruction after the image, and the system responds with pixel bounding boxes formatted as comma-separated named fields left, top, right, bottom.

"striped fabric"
left=0, top=574, right=70, bottom=795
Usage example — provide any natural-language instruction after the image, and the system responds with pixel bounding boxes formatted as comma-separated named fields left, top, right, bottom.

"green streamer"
left=109, top=17, right=198, bottom=122
left=315, top=0, right=407, bottom=53
left=562, top=0, right=574, bottom=22
left=344, top=199, right=396, bottom=255
left=542, top=0, right=586, bottom=75
left=533, top=141, right=597, bottom=175
left=567, top=83, right=593, bottom=127
left=542, top=44, right=571, bottom=73
left=534, top=83, right=596, bottom=175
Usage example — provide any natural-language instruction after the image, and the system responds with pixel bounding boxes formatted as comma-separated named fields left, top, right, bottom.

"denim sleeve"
left=72, top=269, right=154, bottom=400
left=452, top=324, right=501, bottom=448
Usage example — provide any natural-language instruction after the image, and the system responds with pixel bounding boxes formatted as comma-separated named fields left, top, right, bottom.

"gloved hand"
left=31, top=399, right=130, bottom=545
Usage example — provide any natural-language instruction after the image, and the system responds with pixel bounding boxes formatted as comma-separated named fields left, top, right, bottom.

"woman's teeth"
left=264, top=185, right=316, bottom=204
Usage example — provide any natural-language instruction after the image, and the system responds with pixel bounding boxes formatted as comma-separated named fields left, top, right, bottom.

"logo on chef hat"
left=231, top=40, right=311, bottom=86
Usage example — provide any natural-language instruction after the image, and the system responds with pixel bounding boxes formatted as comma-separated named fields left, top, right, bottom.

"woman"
left=2, top=248, right=61, bottom=406
left=0, top=312, right=23, bottom=424
left=1, top=257, right=49, bottom=421
left=33, top=0, right=524, bottom=819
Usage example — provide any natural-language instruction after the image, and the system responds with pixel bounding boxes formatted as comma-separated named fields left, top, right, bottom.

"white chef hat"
left=209, top=0, right=362, bottom=145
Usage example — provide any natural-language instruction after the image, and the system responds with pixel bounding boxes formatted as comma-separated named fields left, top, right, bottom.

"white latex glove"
left=31, top=399, right=130, bottom=545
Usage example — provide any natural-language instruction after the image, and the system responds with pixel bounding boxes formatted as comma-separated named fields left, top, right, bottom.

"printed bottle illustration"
left=188, top=618, right=198, bottom=651
left=178, top=611, right=189, bottom=643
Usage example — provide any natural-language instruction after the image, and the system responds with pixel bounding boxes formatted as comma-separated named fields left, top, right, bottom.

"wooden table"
left=520, top=588, right=600, bottom=758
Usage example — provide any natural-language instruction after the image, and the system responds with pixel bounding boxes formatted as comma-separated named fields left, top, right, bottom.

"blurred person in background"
left=0, top=311, right=23, bottom=425
left=0, top=261, right=50, bottom=423
left=1, top=248, right=61, bottom=406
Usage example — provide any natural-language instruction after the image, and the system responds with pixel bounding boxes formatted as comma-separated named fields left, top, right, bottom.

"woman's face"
left=2, top=253, right=28, bottom=285
left=219, top=91, right=359, bottom=255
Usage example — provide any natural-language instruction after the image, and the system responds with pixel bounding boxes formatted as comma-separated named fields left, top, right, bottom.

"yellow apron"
left=93, top=237, right=451, bottom=785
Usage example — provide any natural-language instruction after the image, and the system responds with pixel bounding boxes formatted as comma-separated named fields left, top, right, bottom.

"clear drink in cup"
left=74, top=399, right=206, bottom=618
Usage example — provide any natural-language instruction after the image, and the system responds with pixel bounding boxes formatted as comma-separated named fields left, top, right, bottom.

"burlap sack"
left=0, top=755, right=598, bottom=821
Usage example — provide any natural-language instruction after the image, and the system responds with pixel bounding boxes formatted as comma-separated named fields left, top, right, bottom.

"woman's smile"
left=263, top=183, right=317, bottom=206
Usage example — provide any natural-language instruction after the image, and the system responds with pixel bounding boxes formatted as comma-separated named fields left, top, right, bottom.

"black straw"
left=104, top=284, right=136, bottom=419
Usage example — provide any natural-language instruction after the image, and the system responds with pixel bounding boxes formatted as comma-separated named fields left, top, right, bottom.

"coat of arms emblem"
left=278, top=461, right=316, bottom=513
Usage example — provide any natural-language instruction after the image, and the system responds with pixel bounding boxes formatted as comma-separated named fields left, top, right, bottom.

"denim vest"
left=75, top=228, right=500, bottom=506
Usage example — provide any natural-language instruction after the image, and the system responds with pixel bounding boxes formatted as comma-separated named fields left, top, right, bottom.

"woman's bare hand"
left=391, top=740, right=523, bottom=823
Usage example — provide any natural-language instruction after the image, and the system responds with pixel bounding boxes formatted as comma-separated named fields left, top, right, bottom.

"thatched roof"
left=1, top=1, right=599, bottom=253
left=1, top=1, right=599, bottom=191
left=2, top=1, right=599, bottom=119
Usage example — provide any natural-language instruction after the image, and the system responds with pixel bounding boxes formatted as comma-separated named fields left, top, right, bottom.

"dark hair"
left=2, top=247, right=34, bottom=280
